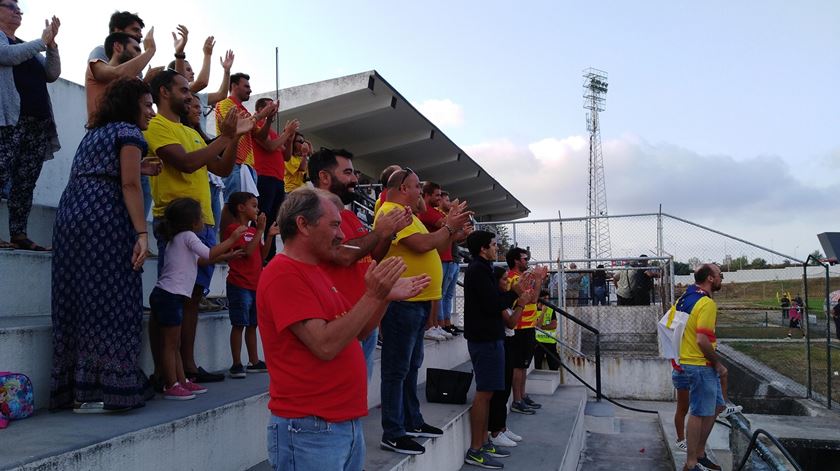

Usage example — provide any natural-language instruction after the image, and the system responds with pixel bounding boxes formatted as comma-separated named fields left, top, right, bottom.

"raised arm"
left=190, top=35, right=213, bottom=93
left=90, top=27, right=157, bottom=82
left=207, top=50, right=233, bottom=106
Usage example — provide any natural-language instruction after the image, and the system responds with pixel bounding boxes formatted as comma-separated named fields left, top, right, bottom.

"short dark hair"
left=277, top=188, right=328, bottom=241
left=109, top=11, right=144, bottom=33
left=440, top=191, right=450, bottom=198
left=492, top=266, right=507, bottom=283
left=104, top=32, right=135, bottom=59
left=422, top=181, right=441, bottom=196
left=307, top=148, right=354, bottom=188
left=694, top=264, right=717, bottom=284
left=229, top=73, right=250, bottom=90
left=87, top=78, right=150, bottom=129
left=226, top=192, right=257, bottom=218
left=255, top=98, right=273, bottom=111
left=466, top=230, right=495, bottom=257
left=506, top=247, right=529, bottom=269
left=149, top=69, right=182, bottom=104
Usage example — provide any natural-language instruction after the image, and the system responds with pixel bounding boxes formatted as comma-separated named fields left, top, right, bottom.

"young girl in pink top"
left=150, top=198, right=246, bottom=400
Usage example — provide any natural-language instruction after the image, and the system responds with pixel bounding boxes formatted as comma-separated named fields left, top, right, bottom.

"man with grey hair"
left=256, top=188, right=430, bottom=470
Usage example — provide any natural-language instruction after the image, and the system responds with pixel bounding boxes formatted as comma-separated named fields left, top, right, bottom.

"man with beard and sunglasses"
left=308, top=148, right=412, bottom=379
left=144, top=69, right=254, bottom=385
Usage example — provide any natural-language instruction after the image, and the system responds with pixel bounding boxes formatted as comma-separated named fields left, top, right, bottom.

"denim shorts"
left=683, top=364, right=725, bottom=417
left=149, top=286, right=189, bottom=327
left=267, top=415, right=364, bottom=471
left=468, top=340, right=505, bottom=392
left=227, top=282, right=257, bottom=327
left=672, top=368, right=690, bottom=390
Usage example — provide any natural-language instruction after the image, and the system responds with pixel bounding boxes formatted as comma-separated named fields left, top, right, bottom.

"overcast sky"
left=17, top=0, right=839, bottom=260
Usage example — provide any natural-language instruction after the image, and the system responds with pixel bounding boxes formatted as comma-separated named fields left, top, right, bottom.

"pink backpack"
left=0, top=372, right=34, bottom=429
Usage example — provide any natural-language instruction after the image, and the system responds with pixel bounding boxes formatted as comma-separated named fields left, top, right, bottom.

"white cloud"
left=417, top=99, right=464, bottom=128
left=466, top=135, right=838, bottom=258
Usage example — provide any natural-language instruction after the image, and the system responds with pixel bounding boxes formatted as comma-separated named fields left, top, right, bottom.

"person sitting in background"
left=0, top=5, right=61, bottom=250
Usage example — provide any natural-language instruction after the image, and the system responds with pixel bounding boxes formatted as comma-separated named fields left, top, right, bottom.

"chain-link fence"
left=467, top=212, right=840, bottom=405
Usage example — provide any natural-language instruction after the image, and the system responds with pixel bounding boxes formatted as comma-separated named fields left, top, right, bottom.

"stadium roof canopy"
left=250, top=71, right=529, bottom=221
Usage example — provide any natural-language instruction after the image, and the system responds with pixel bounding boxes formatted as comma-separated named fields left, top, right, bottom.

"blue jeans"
left=593, top=286, right=607, bottom=305
left=439, top=262, right=459, bottom=321
left=361, top=327, right=378, bottom=381
left=683, top=364, right=724, bottom=417
left=141, top=175, right=152, bottom=221
left=222, top=164, right=257, bottom=202
left=210, top=183, right=222, bottom=235
left=380, top=300, right=429, bottom=440
left=266, top=415, right=364, bottom=471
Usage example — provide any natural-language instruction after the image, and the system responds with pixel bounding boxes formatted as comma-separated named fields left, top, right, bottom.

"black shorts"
left=509, top=328, right=536, bottom=369
left=789, top=318, right=801, bottom=329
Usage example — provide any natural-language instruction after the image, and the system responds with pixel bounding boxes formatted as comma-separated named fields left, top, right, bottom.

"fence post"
left=826, top=264, right=832, bottom=409
left=595, top=332, right=602, bottom=401
left=803, top=259, right=812, bottom=399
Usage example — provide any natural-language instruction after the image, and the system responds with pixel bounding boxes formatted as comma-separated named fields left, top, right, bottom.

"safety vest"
left=535, top=307, right=557, bottom=344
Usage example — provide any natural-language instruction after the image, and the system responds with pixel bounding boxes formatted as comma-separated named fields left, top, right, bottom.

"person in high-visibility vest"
left=533, top=296, right=559, bottom=371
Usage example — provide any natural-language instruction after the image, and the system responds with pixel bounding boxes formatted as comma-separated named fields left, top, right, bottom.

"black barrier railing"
left=728, top=411, right=803, bottom=471
left=536, top=297, right=603, bottom=401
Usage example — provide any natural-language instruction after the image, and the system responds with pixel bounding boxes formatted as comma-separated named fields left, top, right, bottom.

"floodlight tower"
left=583, top=68, right=612, bottom=265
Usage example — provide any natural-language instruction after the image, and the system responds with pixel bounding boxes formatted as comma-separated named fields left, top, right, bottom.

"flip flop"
left=10, top=238, right=50, bottom=251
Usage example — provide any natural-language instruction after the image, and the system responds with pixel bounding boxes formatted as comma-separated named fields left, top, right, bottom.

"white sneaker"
left=719, top=404, right=743, bottom=418
left=503, top=429, right=522, bottom=442
left=675, top=439, right=687, bottom=452
left=424, top=328, right=445, bottom=341
left=436, top=326, right=453, bottom=339
left=490, top=431, right=517, bottom=447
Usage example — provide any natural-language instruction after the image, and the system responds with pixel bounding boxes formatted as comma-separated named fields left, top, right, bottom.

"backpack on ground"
left=0, top=372, right=34, bottom=429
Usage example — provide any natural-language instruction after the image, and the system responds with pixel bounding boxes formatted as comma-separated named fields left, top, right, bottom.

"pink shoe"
left=163, top=382, right=196, bottom=400
left=182, top=380, right=207, bottom=394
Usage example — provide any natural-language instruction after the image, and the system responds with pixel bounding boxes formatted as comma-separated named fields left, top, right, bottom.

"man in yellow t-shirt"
left=284, top=134, right=309, bottom=193
left=373, top=167, right=472, bottom=455
left=145, top=69, right=252, bottom=384
left=678, top=263, right=726, bottom=471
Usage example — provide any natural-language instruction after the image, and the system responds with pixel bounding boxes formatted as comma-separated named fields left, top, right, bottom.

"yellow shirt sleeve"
left=694, top=298, right=717, bottom=342
left=215, top=99, right=234, bottom=136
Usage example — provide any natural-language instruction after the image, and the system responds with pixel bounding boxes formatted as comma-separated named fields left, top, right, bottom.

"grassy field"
left=677, top=276, right=840, bottom=312
left=729, top=342, right=840, bottom=400
left=717, top=325, right=791, bottom=339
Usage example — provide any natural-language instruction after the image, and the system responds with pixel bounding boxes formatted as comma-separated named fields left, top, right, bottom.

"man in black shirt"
left=463, top=230, right=535, bottom=468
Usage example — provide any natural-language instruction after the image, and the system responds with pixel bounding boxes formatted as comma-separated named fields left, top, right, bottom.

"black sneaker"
left=522, top=396, right=542, bottom=409
left=246, top=360, right=268, bottom=373
left=445, top=326, right=461, bottom=336
left=405, top=423, right=444, bottom=438
left=229, top=364, right=246, bottom=379
left=698, top=455, right=721, bottom=471
left=188, top=366, right=225, bottom=383
left=453, top=325, right=465, bottom=333
left=380, top=436, right=425, bottom=455
left=510, top=401, right=535, bottom=415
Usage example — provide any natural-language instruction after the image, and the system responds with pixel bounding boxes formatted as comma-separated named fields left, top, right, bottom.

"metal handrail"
left=733, top=427, right=803, bottom=471
left=536, top=297, right=603, bottom=401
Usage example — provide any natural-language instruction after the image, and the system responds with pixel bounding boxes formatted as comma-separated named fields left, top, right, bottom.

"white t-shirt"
left=156, top=231, right=210, bottom=297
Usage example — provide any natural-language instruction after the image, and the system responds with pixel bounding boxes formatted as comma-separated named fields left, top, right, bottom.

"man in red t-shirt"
left=307, top=148, right=412, bottom=380
left=252, top=97, right=299, bottom=261
left=256, top=188, right=429, bottom=470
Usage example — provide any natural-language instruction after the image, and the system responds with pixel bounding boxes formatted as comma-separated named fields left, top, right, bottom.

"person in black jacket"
left=463, top=230, right=536, bottom=468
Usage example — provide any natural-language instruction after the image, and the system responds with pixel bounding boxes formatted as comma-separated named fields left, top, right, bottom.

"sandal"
left=0, top=240, right=13, bottom=250
left=10, top=237, right=50, bottom=251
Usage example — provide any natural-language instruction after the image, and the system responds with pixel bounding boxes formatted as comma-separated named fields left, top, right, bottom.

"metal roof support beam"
left=298, top=94, right=396, bottom=133
left=445, top=181, right=495, bottom=198
left=410, top=153, right=460, bottom=172
left=353, top=130, right=434, bottom=157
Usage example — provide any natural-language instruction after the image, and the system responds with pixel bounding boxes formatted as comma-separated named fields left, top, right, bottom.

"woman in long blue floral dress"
left=50, top=78, right=160, bottom=412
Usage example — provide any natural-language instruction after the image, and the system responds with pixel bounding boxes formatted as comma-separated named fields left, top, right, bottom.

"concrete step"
left=0, top=372, right=270, bottom=471
left=561, top=351, right=674, bottom=401
left=0, top=250, right=231, bottom=318
left=0, top=311, right=257, bottom=410
left=1, top=335, right=471, bottom=470
left=525, top=368, right=562, bottom=396
left=579, top=413, right=672, bottom=471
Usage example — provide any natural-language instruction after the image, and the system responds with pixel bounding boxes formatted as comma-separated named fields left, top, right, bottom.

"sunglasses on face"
left=0, top=3, right=21, bottom=13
